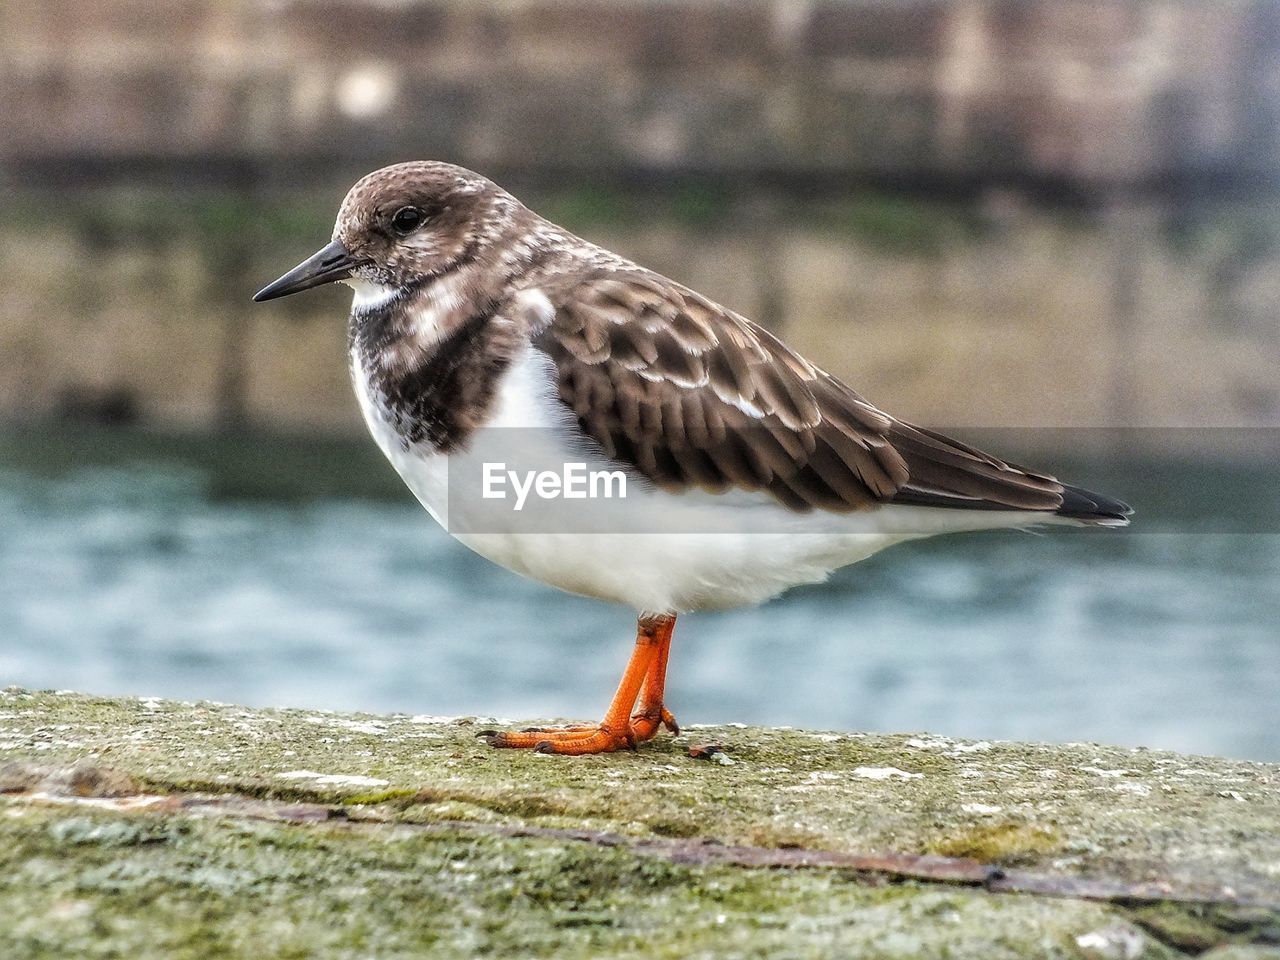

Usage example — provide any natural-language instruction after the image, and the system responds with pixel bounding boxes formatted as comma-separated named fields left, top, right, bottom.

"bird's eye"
left=390, top=206, right=424, bottom=234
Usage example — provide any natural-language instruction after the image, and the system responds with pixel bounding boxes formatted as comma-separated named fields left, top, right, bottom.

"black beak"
left=252, top=239, right=357, bottom=302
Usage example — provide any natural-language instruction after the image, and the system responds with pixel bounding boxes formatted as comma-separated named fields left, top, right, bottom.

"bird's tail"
left=1055, top=483, right=1133, bottom=527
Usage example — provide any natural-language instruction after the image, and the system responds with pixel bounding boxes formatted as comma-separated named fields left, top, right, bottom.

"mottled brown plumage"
left=529, top=266, right=1114, bottom=517
left=270, top=160, right=1132, bottom=523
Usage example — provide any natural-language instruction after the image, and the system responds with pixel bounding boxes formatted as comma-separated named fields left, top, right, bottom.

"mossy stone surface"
left=2, top=688, right=1278, bottom=959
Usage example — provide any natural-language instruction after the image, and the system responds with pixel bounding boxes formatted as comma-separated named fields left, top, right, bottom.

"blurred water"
left=1, top=426, right=1278, bottom=760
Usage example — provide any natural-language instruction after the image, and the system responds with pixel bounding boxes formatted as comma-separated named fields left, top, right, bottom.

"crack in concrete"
left=9, top=785, right=1278, bottom=915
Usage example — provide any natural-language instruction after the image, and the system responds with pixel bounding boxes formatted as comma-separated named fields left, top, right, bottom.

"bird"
left=253, top=161, right=1131, bottom=756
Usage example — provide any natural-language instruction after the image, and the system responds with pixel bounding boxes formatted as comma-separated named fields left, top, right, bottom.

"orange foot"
left=629, top=705, right=680, bottom=741
left=483, top=708, right=679, bottom=755
left=481, top=614, right=680, bottom=756
left=483, top=723, right=636, bottom=754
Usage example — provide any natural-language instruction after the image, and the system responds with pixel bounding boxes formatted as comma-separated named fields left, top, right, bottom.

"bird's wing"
left=531, top=266, right=1070, bottom=514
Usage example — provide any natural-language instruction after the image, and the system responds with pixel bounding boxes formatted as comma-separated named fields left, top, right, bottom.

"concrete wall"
left=3, top=0, right=1278, bottom=185
left=2, top=1, right=1278, bottom=448
left=3, top=191, right=1277, bottom=441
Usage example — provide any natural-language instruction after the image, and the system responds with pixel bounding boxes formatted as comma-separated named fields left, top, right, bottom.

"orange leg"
left=483, top=614, right=680, bottom=755
left=630, top=614, right=679, bottom=741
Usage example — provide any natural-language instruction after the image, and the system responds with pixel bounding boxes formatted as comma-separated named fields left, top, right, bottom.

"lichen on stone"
left=1, top=687, right=1278, bottom=958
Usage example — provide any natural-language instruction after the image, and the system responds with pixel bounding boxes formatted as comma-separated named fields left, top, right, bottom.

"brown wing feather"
left=532, top=267, right=1069, bottom=514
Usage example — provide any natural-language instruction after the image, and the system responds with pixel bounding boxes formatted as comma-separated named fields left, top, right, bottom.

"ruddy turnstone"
left=254, top=161, right=1132, bottom=756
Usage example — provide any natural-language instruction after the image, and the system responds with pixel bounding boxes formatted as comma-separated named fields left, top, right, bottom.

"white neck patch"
left=343, top=277, right=402, bottom=313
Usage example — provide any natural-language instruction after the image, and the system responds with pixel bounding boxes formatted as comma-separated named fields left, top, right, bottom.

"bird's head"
left=253, top=161, right=517, bottom=304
